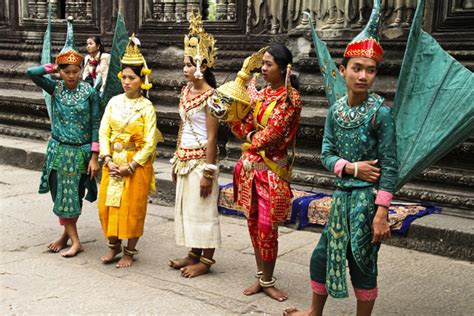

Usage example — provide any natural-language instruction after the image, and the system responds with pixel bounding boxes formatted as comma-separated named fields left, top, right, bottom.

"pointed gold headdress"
left=184, top=12, right=217, bottom=79
left=119, top=34, right=152, bottom=93
left=209, top=47, right=267, bottom=122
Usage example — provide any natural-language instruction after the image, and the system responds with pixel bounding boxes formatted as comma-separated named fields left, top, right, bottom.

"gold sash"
left=242, top=99, right=293, bottom=182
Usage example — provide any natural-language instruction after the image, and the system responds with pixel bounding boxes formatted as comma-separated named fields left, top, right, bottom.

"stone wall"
left=0, top=0, right=473, bottom=216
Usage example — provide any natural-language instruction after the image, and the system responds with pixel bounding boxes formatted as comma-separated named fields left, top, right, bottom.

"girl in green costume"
left=26, top=20, right=100, bottom=257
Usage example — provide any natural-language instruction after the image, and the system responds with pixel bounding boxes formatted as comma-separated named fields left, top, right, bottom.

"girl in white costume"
left=169, top=12, right=221, bottom=278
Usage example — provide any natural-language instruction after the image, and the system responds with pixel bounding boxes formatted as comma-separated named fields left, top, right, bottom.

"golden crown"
left=184, top=12, right=217, bottom=68
left=121, top=34, right=146, bottom=66
left=56, top=49, right=83, bottom=66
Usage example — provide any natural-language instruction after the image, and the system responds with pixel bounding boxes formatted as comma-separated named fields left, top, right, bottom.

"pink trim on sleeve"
left=354, top=287, right=378, bottom=302
left=334, top=159, right=349, bottom=178
left=44, top=63, right=56, bottom=74
left=91, top=142, right=100, bottom=153
left=375, top=190, right=393, bottom=208
left=311, top=280, right=328, bottom=295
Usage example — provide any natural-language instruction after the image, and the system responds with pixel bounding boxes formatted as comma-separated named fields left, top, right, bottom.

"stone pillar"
left=85, top=0, right=92, bottom=20
left=36, top=0, right=47, bottom=19
left=186, top=0, right=200, bottom=20
left=65, top=0, right=73, bottom=18
left=463, top=0, right=474, bottom=9
left=76, top=0, right=85, bottom=19
left=227, top=0, right=236, bottom=21
left=163, top=0, right=175, bottom=22
left=28, top=0, right=37, bottom=18
left=0, top=0, right=8, bottom=26
left=216, top=0, right=227, bottom=20
left=175, top=0, right=186, bottom=22
left=50, top=0, right=59, bottom=18
left=153, top=0, right=164, bottom=20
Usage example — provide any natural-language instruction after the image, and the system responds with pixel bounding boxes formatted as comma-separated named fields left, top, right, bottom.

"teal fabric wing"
left=100, top=14, right=128, bottom=112
left=304, top=12, right=347, bottom=107
left=41, top=3, right=52, bottom=120
left=393, top=0, right=474, bottom=190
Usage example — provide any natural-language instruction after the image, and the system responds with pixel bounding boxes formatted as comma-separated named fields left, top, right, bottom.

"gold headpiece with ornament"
left=56, top=17, right=83, bottom=66
left=209, top=47, right=267, bottom=122
left=118, top=34, right=153, bottom=93
left=184, top=12, right=217, bottom=79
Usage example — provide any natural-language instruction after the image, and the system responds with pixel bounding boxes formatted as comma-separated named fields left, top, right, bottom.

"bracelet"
left=354, top=162, right=358, bottom=178
left=203, top=173, right=215, bottom=180
left=128, top=162, right=136, bottom=173
left=204, top=163, right=218, bottom=172
left=246, top=131, right=256, bottom=143
left=203, top=169, right=215, bottom=179
left=104, top=158, right=112, bottom=167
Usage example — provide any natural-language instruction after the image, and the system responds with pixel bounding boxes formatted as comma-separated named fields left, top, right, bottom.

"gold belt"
left=112, top=142, right=136, bottom=153
left=243, top=157, right=288, bottom=172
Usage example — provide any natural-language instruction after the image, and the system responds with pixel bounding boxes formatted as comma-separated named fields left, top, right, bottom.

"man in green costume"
left=286, top=0, right=473, bottom=314
left=286, top=1, right=397, bottom=315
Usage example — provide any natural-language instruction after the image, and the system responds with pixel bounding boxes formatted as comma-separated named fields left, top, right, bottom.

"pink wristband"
left=44, top=63, right=56, bottom=74
left=91, top=142, right=100, bottom=153
left=334, top=159, right=349, bottom=178
left=375, top=190, right=393, bottom=208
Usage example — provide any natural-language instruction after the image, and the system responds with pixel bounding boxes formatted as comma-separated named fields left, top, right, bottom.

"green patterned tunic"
left=312, top=92, right=398, bottom=298
left=27, top=65, right=101, bottom=218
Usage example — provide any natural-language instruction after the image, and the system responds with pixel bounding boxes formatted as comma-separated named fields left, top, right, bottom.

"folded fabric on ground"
left=218, top=184, right=440, bottom=235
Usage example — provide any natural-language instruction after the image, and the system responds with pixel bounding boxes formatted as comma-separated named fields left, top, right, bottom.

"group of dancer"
left=27, top=6, right=399, bottom=315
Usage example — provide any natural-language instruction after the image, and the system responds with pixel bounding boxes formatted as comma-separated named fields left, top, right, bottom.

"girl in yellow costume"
left=98, top=35, right=161, bottom=268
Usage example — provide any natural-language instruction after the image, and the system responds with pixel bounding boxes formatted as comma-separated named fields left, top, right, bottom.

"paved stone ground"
left=1, top=165, right=473, bottom=315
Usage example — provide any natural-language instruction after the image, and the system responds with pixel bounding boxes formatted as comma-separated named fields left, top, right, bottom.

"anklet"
left=199, top=256, right=216, bottom=267
left=188, top=251, right=201, bottom=260
left=259, top=277, right=277, bottom=288
left=255, top=271, right=263, bottom=278
left=123, top=247, right=139, bottom=256
left=107, top=240, right=121, bottom=249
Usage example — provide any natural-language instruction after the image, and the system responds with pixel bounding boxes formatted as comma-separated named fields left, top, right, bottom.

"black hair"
left=121, top=64, right=144, bottom=78
left=88, top=35, right=105, bottom=54
left=340, top=56, right=380, bottom=70
left=58, top=64, right=81, bottom=70
left=188, top=57, right=217, bottom=89
left=266, top=44, right=299, bottom=90
left=341, top=57, right=350, bottom=69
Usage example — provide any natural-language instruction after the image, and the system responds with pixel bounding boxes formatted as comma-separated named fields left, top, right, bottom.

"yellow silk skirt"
left=98, top=151, right=153, bottom=239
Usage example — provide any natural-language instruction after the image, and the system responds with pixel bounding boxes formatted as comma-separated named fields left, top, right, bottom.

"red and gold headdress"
left=55, top=17, right=83, bottom=66
left=343, top=0, right=384, bottom=62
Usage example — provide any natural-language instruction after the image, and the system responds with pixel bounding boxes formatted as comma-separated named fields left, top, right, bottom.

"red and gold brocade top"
left=229, top=80, right=302, bottom=164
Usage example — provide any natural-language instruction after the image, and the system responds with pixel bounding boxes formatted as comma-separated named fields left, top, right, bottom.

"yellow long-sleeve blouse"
left=99, top=94, right=161, bottom=166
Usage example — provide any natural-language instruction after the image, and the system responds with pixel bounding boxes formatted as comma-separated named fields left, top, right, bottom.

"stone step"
left=0, top=133, right=471, bottom=261
left=0, top=123, right=472, bottom=214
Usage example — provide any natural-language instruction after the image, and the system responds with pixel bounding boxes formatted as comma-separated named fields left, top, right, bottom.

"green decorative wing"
left=304, top=12, right=347, bottom=107
left=393, top=0, right=474, bottom=190
left=100, top=14, right=128, bottom=112
left=41, top=3, right=52, bottom=120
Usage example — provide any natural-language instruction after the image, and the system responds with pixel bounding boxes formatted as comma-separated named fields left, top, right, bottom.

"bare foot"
left=243, top=280, right=263, bottom=296
left=263, top=286, right=288, bottom=302
left=180, top=262, right=210, bottom=278
left=116, top=254, right=133, bottom=268
left=168, top=256, right=197, bottom=269
left=60, top=243, right=83, bottom=258
left=283, top=307, right=313, bottom=316
left=101, top=247, right=122, bottom=264
left=47, top=235, right=69, bottom=253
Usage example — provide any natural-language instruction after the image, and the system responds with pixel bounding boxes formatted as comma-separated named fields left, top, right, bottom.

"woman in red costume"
left=228, top=44, right=302, bottom=301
